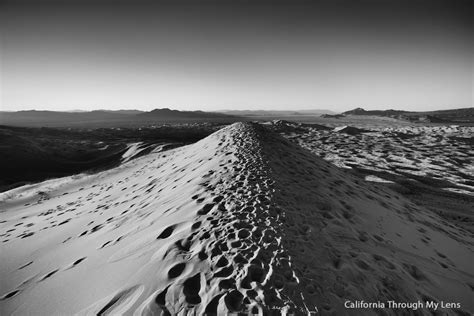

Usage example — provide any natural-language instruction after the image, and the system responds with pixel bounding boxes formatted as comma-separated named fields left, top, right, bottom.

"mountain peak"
left=343, top=107, right=366, bottom=114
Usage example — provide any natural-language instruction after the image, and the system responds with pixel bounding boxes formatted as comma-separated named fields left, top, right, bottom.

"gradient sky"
left=1, top=0, right=472, bottom=112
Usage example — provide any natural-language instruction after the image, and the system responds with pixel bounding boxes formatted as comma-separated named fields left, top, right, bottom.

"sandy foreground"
left=0, top=122, right=473, bottom=315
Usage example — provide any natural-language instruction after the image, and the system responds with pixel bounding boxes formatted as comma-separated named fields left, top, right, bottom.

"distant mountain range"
left=218, top=109, right=336, bottom=116
left=2, top=107, right=472, bottom=128
left=0, top=108, right=239, bottom=128
left=0, top=108, right=338, bottom=128
left=138, top=108, right=231, bottom=119
left=342, top=107, right=474, bottom=123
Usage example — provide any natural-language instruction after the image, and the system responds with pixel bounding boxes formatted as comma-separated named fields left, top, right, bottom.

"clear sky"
left=1, top=0, right=472, bottom=112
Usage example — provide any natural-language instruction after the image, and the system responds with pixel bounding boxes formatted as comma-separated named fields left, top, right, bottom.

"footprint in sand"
left=183, top=273, right=202, bottom=305
left=96, top=285, right=144, bottom=315
left=1, top=290, right=21, bottom=300
left=156, top=225, right=175, bottom=239
left=39, top=269, right=59, bottom=282
left=168, top=262, right=186, bottom=279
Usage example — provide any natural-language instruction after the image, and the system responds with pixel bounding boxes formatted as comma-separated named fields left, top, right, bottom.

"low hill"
left=343, top=107, right=474, bottom=123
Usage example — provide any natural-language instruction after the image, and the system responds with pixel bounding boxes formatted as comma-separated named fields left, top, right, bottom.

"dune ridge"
left=0, top=122, right=472, bottom=315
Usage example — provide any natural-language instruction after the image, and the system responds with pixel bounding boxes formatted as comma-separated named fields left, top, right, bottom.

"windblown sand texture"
left=1, top=122, right=473, bottom=315
left=272, top=121, right=473, bottom=195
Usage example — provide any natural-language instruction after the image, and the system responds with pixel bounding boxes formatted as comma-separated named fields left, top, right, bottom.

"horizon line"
left=1, top=106, right=472, bottom=113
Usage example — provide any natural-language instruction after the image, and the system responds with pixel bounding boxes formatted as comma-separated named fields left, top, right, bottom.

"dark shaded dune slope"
left=247, top=123, right=473, bottom=315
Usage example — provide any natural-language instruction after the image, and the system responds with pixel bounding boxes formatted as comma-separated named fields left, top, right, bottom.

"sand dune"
left=273, top=121, right=474, bottom=195
left=0, top=122, right=473, bottom=315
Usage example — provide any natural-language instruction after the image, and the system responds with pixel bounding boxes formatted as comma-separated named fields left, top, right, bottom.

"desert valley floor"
left=0, top=122, right=473, bottom=315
